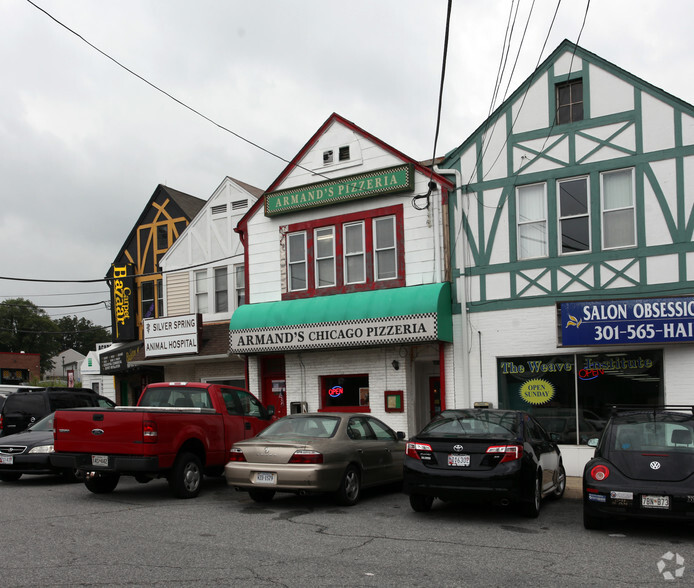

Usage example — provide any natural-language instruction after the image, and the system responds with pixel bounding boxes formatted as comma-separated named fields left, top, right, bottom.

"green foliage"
left=0, top=298, right=110, bottom=374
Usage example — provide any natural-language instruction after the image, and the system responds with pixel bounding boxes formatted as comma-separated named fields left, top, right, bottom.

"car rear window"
left=49, top=393, right=98, bottom=410
left=612, top=414, right=694, bottom=452
left=4, top=394, right=46, bottom=414
left=420, top=411, right=519, bottom=439
left=258, top=416, right=340, bottom=439
left=139, top=386, right=212, bottom=409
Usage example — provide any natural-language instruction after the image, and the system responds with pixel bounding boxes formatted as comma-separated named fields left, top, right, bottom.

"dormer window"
left=339, top=146, right=350, bottom=161
left=556, top=79, right=583, bottom=124
left=323, top=150, right=334, bottom=165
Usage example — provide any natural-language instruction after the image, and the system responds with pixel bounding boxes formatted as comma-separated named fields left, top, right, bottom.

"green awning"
left=229, top=283, right=452, bottom=354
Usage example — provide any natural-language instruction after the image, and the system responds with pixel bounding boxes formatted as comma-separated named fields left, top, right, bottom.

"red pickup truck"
left=50, top=382, right=275, bottom=498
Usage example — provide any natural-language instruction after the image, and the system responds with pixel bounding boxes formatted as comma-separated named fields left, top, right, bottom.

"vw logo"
left=264, top=447, right=270, bottom=454
left=650, top=461, right=661, bottom=470
left=91, top=429, right=104, bottom=436
left=453, top=444, right=464, bottom=452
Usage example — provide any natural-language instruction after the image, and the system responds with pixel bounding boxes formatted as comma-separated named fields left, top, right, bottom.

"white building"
left=438, top=40, right=694, bottom=475
left=229, top=113, right=454, bottom=434
left=130, top=176, right=261, bottom=386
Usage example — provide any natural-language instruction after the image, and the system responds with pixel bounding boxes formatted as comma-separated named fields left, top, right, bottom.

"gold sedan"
left=224, top=413, right=406, bottom=505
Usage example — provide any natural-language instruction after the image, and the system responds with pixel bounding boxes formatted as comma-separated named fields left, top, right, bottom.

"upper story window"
left=235, top=264, right=245, bottom=307
left=214, top=267, right=228, bottom=313
left=517, top=183, right=548, bottom=259
left=556, top=79, right=583, bottom=125
left=284, top=205, right=404, bottom=298
left=195, top=270, right=208, bottom=313
left=287, top=232, right=308, bottom=291
left=558, top=177, right=590, bottom=254
left=140, top=280, right=162, bottom=320
left=602, top=168, right=635, bottom=249
left=194, top=265, right=238, bottom=314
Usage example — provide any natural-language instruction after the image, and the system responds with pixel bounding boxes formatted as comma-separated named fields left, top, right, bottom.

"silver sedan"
left=224, top=413, right=406, bottom=505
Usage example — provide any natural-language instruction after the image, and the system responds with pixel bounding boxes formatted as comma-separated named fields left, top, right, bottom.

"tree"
left=0, top=298, right=60, bottom=373
left=54, top=316, right=111, bottom=356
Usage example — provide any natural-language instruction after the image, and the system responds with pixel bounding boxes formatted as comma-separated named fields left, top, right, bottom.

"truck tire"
left=85, top=473, right=120, bottom=494
left=169, top=452, right=203, bottom=499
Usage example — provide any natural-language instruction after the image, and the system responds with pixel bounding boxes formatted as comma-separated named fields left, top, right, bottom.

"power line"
left=25, top=0, right=331, bottom=181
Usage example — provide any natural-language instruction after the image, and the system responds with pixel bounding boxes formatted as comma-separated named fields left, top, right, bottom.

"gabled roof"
left=238, top=112, right=454, bottom=233
left=443, top=39, right=694, bottom=165
left=106, top=184, right=205, bottom=274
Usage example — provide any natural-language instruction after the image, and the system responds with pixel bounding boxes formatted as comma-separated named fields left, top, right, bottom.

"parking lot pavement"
left=565, top=476, right=581, bottom=499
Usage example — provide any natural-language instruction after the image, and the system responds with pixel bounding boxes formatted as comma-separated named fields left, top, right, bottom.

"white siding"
left=589, top=64, right=634, bottom=117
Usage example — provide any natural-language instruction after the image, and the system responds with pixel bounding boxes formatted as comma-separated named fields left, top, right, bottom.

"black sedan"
left=583, top=406, right=694, bottom=529
left=403, top=409, right=565, bottom=517
left=0, top=413, right=74, bottom=482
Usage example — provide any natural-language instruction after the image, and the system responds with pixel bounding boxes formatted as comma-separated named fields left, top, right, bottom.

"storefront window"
left=321, top=374, right=369, bottom=411
left=497, top=350, right=663, bottom=444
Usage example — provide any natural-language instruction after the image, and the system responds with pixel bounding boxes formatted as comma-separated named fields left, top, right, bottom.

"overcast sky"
left=1, top=0, right=693, bottom=332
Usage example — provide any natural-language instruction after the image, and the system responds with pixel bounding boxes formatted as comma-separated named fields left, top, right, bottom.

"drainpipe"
left=434, top=165, right=470, bottom=409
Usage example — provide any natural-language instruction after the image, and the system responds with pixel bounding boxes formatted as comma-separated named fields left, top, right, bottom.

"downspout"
left=434, top=165, right=470, bottom=409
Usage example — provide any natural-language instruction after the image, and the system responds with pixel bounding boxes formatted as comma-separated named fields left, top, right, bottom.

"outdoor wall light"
left=392, top=360, right=399, bottom=371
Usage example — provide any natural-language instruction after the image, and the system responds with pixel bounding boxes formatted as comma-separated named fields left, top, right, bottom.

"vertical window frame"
left=287, top=231, right=308, bottom=292
left=373, top=215, right=397, bottom=281
left=194, top=269, right=209, bottom=314
left=517, top=182, right=548, bottom=260
left=234, top=264, right=245, bottom=308
left=214, top=266, right=229, bottom=313
left=314, top=226, right=336, bottom=289
left=555, top=78, right=584, bottom=125
left=343, top=221, right=366, bottom=285
left=601, top=167, right=636, bottom=250
left=557, top=176, right=591, bottom=255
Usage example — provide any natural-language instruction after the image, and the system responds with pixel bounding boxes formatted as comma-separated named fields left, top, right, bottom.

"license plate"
left=91, top=455, right=109, bottom=467
left=0, top=455, right=13, bottom=465
left=641, top=495, right=669, bottom=509
left=448, top=454, right=470, bottom=467
left=255, top=472, right=275, bottom=484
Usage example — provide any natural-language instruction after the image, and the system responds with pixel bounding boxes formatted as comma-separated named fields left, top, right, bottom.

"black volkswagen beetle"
left=403, top=409, right=565, bottom=517
left=583, top=405, right=694, bottom=529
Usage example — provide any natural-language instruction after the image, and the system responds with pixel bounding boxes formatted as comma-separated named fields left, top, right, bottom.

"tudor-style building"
left=101, top=184, right=205, bottom=404
left=128, top=176, right=261, bottom=385
left=438, top=40, right=694, bottom=475
left=230, top=113, right=455, bottom=434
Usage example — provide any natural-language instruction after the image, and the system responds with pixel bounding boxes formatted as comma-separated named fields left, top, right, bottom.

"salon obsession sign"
left=230, top=313, right=438, bottom=353
left=264, top=164, right=414, bottom=217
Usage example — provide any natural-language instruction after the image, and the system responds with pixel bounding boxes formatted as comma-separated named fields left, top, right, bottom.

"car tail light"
left=406, top=442, right=433, bottom=459
left=590, top=464, right=610, bottom=481
left=143, top=420, right=157, bottom=443
left=228, top=447, right=247, bottom=462
left=486, top=444, right=523, bottom=463
left=289, top=450, right=323, bottom=464
left=0, top=414, right=3, bottom=433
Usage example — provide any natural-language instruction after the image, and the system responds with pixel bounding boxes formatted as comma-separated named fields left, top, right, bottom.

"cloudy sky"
left=1, top=0, right=692, bottom=331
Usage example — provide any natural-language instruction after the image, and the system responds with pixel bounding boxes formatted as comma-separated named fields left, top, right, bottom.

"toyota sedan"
left=403, top=409, right=565, bottom=517
left=224, top=413, right=406, bottom=505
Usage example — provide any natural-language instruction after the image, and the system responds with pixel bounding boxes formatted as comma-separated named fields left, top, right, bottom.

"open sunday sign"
left=561, top=296, right=694, bottom=346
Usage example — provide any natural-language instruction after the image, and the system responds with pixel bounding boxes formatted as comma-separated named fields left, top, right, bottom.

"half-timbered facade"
left=438, top=40, right=694, bottom=474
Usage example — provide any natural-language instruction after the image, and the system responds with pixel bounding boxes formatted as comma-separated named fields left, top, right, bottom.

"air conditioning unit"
left=290, top=401, right=308, bottom=414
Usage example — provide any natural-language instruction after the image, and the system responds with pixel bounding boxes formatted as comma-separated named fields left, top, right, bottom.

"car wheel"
left=583, top=505, right=605, bottom=530
left=550, top=463, right=566, bottom=500
left=522, top=473, right=542, bottom=518
left=248, top=488, right=276, bottom=503
left=409, top=493, right=434, bottom=512
left=0, top=472, right=22, bottom=482
left=85, top=473, right=120, bottom=494
left=335, top=465, right=361, bottom=506
left=169, top=452, right=203, bottom=499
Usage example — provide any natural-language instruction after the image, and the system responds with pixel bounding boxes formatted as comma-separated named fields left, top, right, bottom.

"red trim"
left=282, top=204, right=405, bottom=300
left=439, top=343, right=446, bottom=412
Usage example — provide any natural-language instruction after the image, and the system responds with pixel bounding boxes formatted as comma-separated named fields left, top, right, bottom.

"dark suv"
left=0, top=388, right=115, bottom=437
